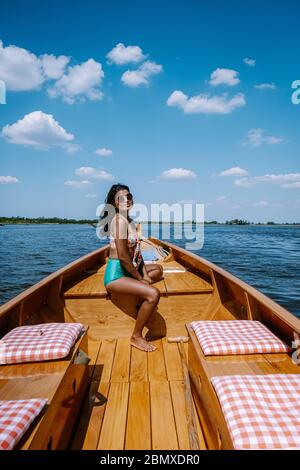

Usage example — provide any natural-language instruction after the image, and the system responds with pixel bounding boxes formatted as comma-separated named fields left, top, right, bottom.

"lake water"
left=0, top=223, right=299, bottom=318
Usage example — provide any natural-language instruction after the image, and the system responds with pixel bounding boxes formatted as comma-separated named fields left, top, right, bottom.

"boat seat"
left=63, top=265, right=108, bottom=299
left=186, top=323, right=300, bottom=449
left=211, top=374, right=300, bottom=449
left=190, top=320, right=291, bottom=356
left=0, top=322, right=85, bottom=364
left=0, top=323, right=90, bottom=449
left=160, top=261, right=213, bottom=295
left=63, top=262, right=168, bottom=297
left=63, top=259, right=213, bottom=299
left=0, top=398, right=47, bottom=450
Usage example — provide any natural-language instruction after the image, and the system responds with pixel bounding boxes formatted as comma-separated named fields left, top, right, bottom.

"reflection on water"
left=0, top=223, right=299, bottom=318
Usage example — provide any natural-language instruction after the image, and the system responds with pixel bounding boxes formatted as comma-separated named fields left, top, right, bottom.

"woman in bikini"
left=101, top=184, right=164, bottom=352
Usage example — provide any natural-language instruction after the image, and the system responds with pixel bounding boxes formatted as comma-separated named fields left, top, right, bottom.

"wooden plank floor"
left=65, top=294, right=212, bottom=341
left=71, top=337, right=206, bottom=450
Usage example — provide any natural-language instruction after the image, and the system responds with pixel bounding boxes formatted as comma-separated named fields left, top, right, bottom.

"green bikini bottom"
left=104, top=258, right=142, bottom=287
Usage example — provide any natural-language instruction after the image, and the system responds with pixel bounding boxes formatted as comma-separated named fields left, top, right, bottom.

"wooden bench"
left=161, top=261, right=213, bottom=295
left=63, top=264, right=167, bottom=298
left=63, top=259, right=213, bottom=300
left=63, top=265, right=108, bottom=299
left=0, top=325, right=90, bottom=450
left=186, top=323, right=300, bottom=450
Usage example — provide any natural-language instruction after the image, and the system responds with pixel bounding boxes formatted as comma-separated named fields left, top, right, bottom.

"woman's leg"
left=144, top=263, right=164, bottom=283
left=106, top=277, right=160, bottom=352
left=135, top=264, right=163, bottom=307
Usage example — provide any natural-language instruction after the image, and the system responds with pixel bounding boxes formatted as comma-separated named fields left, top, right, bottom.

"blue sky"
left=0, top=0, right=299, bottom=222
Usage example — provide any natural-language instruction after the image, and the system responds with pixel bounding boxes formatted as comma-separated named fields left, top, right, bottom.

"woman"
left=101, top=184, right=164, bottom=352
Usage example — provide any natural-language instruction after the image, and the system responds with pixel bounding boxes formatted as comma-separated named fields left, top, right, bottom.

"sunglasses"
left=116, top=193, right=133, bottom=203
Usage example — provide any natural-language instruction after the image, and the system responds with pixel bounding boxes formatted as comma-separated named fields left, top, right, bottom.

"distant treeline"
left=0, top=216, right=98, bottom=225
left=0, top=216, right=299, bottom=225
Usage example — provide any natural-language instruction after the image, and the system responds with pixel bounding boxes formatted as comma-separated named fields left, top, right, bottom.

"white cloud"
left=107, top=43, right=146, bottom=65
left=207, top=196, right=246, bottom=208
left=0, top=39, right=44, bottom=90
left=255, top=83, right=276, bottom=90
left=65, top=143, right=81, bottom=154
left=209, top=68, right=240, bottom=86
left=255, top=173, right=300, bottom=184
left=234, top=173, right=300, bottom=189
left=281, top=182, right=300, bottom=189
left=243, top=128, right=285, bottom=147
left=218, top=166, right=248, bottom=177
left=47, top=58, right=104, bottom=104
left=266, top=135, right=285, bottom=145
left=167, top=90, right=246, bottom=114
left=215, top=197, right=242, bottom=210
left=85, top=193, right=97, bottom=198
left=75, top=167, right=114, bottom=180
left=40, top=54, right=70, bottom=79
left=65, top=180, right=91, bottom=188
left=234, top=177, right=256, bottom=187
left=0, top=175, right=19, bottom=184
left=216, top=196, right=227, bottom=203
left=2, top=110, right=76, bottom=151
left=94, top=148, right=113, bottom=157
left=160, top=168, right=197, bottom=179
left=0, top=40, right=71, bottom=91
left=250, top=201, right=269, bottom=206
left=121, top=60, right=162, bottom=87
left=0, top=39, right=104, bottom=106
left=243, top=57, right=256, bottom=67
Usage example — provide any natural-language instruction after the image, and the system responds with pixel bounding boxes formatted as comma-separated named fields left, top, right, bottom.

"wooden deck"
left=67, top=257, right=212, bottom=450
left=71, top=337, right=207, bottom=450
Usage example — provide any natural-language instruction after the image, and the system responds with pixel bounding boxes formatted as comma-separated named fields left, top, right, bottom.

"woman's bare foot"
left=130, top=336, right=157, bottom=352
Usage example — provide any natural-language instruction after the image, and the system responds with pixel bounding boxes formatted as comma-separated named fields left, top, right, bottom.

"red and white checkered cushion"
left=0, top=399, right=47, bottom=450
left=0, top=323, right=85, bottom=364
left=211, top=374, right=300, bottom=449
left=190, top=320, right=290, bottom=356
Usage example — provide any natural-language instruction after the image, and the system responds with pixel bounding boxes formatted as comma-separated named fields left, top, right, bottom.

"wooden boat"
left=0, top=233, right=299, bottom=450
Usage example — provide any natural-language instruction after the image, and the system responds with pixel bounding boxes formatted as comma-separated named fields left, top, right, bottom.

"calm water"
left=0, top=224, right=299, bottom=318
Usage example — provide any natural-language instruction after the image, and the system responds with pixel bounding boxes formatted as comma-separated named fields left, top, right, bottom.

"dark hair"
left=104, top=183, right=130, bottom=207
left=99, top=183, right=130, bottom=233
